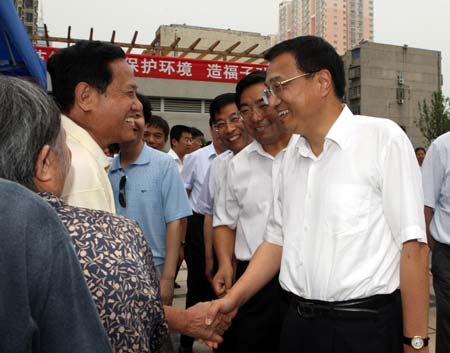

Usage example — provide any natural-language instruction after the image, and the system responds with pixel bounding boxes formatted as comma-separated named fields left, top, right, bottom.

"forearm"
left=180, top=217, right=187, bottom=243
left=400, top=241, right=429, bottom=340
left=164, top=305, right=186, bottom=332
left=228, top=241, right=282, bottom=307
left=424, top=206, right=435, bottom=250
left=162, top=219, right=182, bottom=279
left=213, top=225, right=236, bottom=268
left=204, top=215, right=214, bottom=260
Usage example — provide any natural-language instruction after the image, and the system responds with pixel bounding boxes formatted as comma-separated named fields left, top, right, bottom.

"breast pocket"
left=326, top=184, right=371, bottom=237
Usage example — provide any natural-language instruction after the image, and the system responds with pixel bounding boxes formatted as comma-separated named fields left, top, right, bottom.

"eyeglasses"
left=119, top=175, right=127, bottom=208
left=213, top=113, right=242, bottom=132
left=262, top=72, right=315, bottom=104
left=239, top=102, right=270, bottom=120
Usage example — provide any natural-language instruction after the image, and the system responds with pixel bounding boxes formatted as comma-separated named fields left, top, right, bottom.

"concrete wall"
left=344, top=42, right=442, bottom=148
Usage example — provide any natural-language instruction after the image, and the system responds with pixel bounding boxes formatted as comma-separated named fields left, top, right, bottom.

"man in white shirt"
left=212, top=71, right=296, bottom=353
left=47, top=41, right=143, bottom=213
left=422, top=132, right=450, bottom=353
left=168, top=125, right=193, bottom=172
left=178, top=100, right=229, bottom=353
left=207, top=36, right=430, bottom=353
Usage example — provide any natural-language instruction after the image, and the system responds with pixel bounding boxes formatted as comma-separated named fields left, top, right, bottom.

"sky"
left=41, top=0, right=450, bottom=96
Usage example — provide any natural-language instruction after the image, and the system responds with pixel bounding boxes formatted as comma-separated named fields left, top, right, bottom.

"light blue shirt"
left=109, top=145, right=192, bottom=266
left=423, top=131, right=450, bottom=245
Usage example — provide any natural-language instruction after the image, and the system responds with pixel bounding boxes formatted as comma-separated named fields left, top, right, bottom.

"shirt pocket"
left=326, top=184, right=371, bottom=237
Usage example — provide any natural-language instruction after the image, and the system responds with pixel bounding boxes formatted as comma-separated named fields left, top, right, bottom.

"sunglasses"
left=119, top=175, right=127, bottom=208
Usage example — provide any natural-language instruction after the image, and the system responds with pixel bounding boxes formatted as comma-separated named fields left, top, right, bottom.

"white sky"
left=41, top=0, right=450, bottom=96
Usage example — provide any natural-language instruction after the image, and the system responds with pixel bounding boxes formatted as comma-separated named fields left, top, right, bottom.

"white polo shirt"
left=182, top=143, right=218, bottom=213
left=422, top=131, right=450, bottom=245
left=214, top=136, right=298, bottom=261
left=265, top=106, right=426, bottom=301
left=61, top=115, right=115, bottom=213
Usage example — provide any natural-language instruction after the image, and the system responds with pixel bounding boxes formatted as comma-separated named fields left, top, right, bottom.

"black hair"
left=47, top=40, right=126, bottom=112
left=190, top=127, right=204, bottom=139
left=170, top=125, right=192, bottom=147
left=235, top=70, right=266, bottom=107
left=146, top=115, right=170, bottom=138
left=264, top=36, right=345, bottom=100
left=209, top=93, right=236, bottom=126
left=415, top=147, right=426, bottom=154
left=137, top=93, right=153, bottom=123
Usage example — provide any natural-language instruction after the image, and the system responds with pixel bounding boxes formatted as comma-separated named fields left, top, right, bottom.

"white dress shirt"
left=167, top=148, right=183, bottom=173
left=198, top=150, right=234, bottom=216
left=423, top=131, right=450, bottom=245
left=214, top=136, right=298, bottom=261
left=61, top=115, right=115, bottom=213
left=265, top=106, right=426, bottom=301
left=182, top=143, right=218, bottom=213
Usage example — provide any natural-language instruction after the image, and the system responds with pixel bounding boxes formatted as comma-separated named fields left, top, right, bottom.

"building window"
left=25, top=12, right=33, bottom=22
left=348, top=66, right=361, bottom=80
left=349, top=86, right=361, bottom=99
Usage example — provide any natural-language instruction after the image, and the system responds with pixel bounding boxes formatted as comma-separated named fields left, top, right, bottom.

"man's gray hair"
left=0, top=75, right=61, bottom=190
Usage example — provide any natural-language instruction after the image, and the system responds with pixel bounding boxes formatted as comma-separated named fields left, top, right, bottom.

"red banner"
left=35, top=46, right=267, bottom=84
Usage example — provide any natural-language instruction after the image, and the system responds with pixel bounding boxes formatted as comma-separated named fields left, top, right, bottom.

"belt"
left=290, top=290, right=400, bottom=320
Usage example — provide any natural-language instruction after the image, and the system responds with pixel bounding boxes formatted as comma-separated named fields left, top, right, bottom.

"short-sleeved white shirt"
left=265, top=106, right=426, bottom=301
left=197, top=150, right=234, bottom=216
left=422, top=131, right=450, bottom=245
left=214, top=136, right=298, bottom=261
left=181, top=144, right=217, bottom=213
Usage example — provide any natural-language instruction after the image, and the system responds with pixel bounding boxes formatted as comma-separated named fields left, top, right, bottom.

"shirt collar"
left=248, top=134, right=300, bottom=158
left=324, top=105, right=353, bottom=150
left=295, top=105, right=353, bottom=157
left=110, top=144, right=149, bottom=172
left=39, top=191, right=65, bottom=208
left=62, top=115, right=111, bottom=171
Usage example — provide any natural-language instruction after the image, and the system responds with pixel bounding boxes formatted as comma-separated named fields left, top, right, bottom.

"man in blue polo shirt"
left=109, top=94, right=192, bottom=305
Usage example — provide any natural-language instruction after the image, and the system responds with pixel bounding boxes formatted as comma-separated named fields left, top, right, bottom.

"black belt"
left=290, top=290, right=400, bottom=320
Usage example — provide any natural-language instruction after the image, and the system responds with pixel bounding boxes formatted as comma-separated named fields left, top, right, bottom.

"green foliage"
left=416, top=90, right=450, bottom=144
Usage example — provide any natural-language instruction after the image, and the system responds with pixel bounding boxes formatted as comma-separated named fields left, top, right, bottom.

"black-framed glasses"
left=213, top=113, right=242, bottom=132
left=119, top=175, right=127, bottom=208
left=262, top=72, right=315, bottom=104
left=239, top=101, right=270, bottom=119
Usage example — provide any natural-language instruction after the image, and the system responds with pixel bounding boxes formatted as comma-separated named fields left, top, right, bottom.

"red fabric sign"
left=35, top=46, right=267, bottom=83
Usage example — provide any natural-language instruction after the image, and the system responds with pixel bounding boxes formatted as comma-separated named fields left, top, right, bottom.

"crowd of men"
left=1, top=34, right=449, bottom=353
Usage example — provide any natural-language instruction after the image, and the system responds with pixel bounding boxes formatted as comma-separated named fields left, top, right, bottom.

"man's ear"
left=34, top=145, right=52, bottom=183
left=316, top=69, right=334, bottom=98
left=74, top=82, right=95, bottom=112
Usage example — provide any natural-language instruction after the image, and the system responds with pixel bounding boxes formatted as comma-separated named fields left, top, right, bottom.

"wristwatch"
left=403, top=336, right=429, bottom=350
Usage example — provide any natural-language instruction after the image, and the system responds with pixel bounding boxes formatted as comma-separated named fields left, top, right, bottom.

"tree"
left=415, top=90, right=450, bottom=144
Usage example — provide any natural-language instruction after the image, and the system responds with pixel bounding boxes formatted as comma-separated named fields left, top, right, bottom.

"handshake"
left=174, top=295, right=239, bottom=349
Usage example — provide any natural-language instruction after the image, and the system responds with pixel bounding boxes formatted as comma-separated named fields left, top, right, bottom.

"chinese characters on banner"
left=35, top=46, right=267, bottom=83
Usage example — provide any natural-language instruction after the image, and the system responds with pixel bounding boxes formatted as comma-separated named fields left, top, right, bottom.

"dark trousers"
left=180, top=212, right=216, bottom=351
left=280, top=291, right=403, bottom=353
left=432, top=241, right=450, bottom=353
left=216, top=261, right=289, bottom=353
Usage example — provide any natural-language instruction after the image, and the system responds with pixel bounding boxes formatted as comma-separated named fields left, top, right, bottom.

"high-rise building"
left=278, top=1, right=293, bottom=42
left=278, top=0, right=374, bottom=54
left=13, top=0, right=39, bottom=38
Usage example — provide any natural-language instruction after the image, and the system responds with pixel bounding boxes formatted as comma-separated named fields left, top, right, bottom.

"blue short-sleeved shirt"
left=109, top=145, right=192, bottom=266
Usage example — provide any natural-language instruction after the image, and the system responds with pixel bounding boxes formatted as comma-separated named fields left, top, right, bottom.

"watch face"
left=411, top=336, right=424, bottom=349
